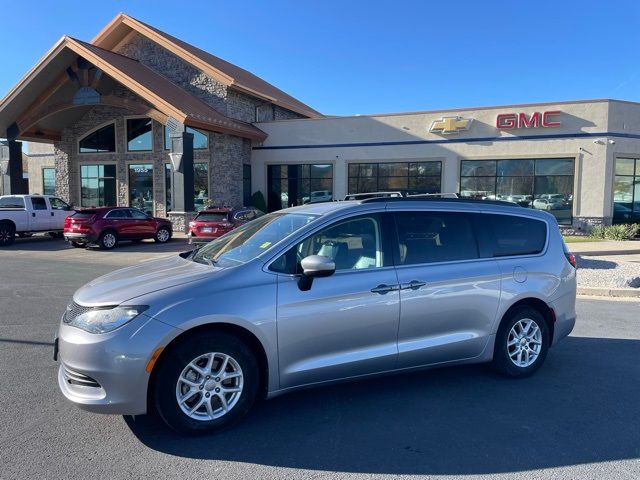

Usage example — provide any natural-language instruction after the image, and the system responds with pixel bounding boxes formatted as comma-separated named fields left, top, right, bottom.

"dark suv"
left=64, top=207, right=172, bottom=249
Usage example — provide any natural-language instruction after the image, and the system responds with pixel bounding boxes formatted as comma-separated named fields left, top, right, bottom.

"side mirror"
left=298, top=255, right=335, bottom=291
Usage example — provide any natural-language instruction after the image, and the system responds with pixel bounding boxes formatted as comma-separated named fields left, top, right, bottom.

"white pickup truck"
left=0, top=195, right=74, bottom=246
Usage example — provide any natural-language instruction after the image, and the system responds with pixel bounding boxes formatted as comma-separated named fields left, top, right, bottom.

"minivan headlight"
left=67, top=306, right=148, bottom=334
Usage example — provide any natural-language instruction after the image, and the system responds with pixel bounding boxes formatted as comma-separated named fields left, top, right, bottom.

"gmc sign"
left=496, top=110, right=561, bottom=129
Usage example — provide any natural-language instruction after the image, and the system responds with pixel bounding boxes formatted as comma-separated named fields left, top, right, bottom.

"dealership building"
left=1, top=14, right=639, bottom=231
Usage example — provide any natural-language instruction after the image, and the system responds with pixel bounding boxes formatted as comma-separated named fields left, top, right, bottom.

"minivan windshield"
left=192, top=212, right=318, bottom=267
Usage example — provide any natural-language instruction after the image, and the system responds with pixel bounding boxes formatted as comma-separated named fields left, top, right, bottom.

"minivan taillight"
left=565, top=252, right=577, bottom=268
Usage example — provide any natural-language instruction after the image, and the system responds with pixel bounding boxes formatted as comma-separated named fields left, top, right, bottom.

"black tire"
left=153, top=331, right=259, bottom=435
left=98, top=230, right=118, bottom=250
left=492, top=306, right=550, bottom=378
left=70, top=241, right=85, bottom=248
left=48, top=232, right=64, bottom=238
left=0, top=223, right=16, bottom=247
left=154, top=226, right=172, bottom=244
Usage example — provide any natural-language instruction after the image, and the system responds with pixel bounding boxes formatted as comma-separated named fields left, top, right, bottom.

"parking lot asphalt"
left=1, top=238, right=639, bottom=480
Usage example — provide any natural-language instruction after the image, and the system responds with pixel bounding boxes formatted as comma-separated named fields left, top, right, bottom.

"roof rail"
left=360, top=197, right=520, bottom=207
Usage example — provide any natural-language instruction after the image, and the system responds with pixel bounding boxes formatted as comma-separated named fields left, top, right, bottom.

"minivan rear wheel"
left=492, top=306, right=550, bottom=378
left=153, top=332, right=259, bottom=435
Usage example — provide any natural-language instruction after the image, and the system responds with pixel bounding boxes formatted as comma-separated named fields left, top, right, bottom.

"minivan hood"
left=74, top=254, right=217, bottom=306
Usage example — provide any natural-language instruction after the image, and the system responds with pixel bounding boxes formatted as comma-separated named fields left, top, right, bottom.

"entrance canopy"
left=0, top=36, right=267, bottom=143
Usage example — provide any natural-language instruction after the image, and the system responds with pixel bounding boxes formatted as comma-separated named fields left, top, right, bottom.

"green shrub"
left=590, top=223, right=639, bottom=240
left=251, top=190, right=267, bottom=213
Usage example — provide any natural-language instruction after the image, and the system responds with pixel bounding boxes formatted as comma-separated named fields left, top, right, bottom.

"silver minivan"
left=55, top=198, right=577, bottom=434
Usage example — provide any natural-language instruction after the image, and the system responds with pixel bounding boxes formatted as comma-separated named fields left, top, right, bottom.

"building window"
left=348, top=161, right=442, bottom=197
left=42, top=168, right=56, bottom=195
left=80, top=164, right=116, bottom=207
left=459, top=158, right=574, bottom=225
left=165, top=163, right=172, bottom=212
left=194, top=163, right=209, bottom=211
left=267, top=164, right=333, bottom=212
left=164, top=163, right=210, bottom=212
left=128, top=164, right=154, bottom=215
left=613, top=158, right=640, bottom=223
left=127, top=118, right=153, bottom=152
left=79, top=123, right=116, bottom=153
left=163, top=126, right=209, bottom=150
left=243, top=164, right=252, bottom=206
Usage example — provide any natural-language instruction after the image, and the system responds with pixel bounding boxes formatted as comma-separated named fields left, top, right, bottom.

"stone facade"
left=41, top=30, right=306, bottom=230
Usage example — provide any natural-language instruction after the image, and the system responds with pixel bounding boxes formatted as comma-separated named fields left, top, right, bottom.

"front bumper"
left=56, top=313, right=178, bottom=415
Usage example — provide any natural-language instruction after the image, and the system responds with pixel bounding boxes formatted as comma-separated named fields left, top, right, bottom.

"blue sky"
left=1, top=0, right=640, bottom=116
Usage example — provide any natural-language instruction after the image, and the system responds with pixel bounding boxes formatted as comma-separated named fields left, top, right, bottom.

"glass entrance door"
left=128, top=163, right=154, bottom=215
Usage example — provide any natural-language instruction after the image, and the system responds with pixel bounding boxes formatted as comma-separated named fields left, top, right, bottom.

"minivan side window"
left=271, top=215, right=385, bottom=274
left=394, top=211, right=478, bottom=265
left=30, top=197, right=48, bottom=210
left=478, top=213, right=547, bottom=257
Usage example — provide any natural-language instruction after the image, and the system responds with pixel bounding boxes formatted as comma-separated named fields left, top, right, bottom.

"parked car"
left=63, top=207, right=172, bottom=249
left=56, top=197, right=576, bottom=434
left=187, top=207, right=265, bottom=244
left=344, top=191, right=403, bottom=200
left=0, top=194, right=73, bottom=246
left=302, top=190, right=333, bottom=204
left=532, top=198, right=564, bottom=211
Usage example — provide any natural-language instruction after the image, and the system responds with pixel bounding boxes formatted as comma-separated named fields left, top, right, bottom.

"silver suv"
left=55, top=198, right=577, bottom=434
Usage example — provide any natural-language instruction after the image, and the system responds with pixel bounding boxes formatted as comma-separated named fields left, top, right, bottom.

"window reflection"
left=267, top=164, right=333, bottom=211
left=164, top=126, right=209, bottom=150
left=127, top=118, right=152, bottom=152
left=460, top=158, right=574, bottom=225
left=348, top=161, right=441, bottom=197
left=79, top=124, right=116, bottom=153
left=80, top=164, right=116, bottom=207
left=129, top=164, right=154, bottom=214
left=613, top=158, right=639, bottom=224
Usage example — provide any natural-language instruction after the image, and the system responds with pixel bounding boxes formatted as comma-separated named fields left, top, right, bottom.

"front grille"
left=63, top=301, right=92, bottom=324
left=62, top=366, right=101, bottom=388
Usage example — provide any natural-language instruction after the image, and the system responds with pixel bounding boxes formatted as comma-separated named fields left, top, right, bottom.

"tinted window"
left=234, top=211, right=255, bottom=221
left=196, top=212, right=229, bottom=222
left=128, top=209, right=148, bottom=219
left=395, top=212, right=478, bottom=265
left=106, top=209, right=129, bottom=219
left=79, top=124, right=116, bottom=153
left=478, top=214, right=547, bottom=257
left=127, top=118, right=153, bottom=151
left=30, top=197, right=47, bottom=210
left=0, top=197, right=25, bottom=208
left=72, top=211, right=97, bottom=219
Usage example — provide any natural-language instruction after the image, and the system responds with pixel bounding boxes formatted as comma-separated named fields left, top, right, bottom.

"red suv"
left=63, top=207, right=173, bottom=250
left=187, top=207, right=264, bottom=244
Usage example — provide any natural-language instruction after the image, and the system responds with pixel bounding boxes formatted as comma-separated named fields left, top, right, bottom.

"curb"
left=577, top=286, right=640, bottom=298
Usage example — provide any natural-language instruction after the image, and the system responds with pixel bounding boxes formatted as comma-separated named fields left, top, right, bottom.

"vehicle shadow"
left=575, top=255, right=618, bottom=270
left=124, top=336, right=640, bottom=475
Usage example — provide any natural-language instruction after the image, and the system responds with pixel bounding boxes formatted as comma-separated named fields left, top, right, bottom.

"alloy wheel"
left=175, top=352, right=244, bottom=421
left=102, top=233, right=116, bottom=248
left=157, top=228, right=170, bottom=242
left=507, top=318, right=542, bottom=367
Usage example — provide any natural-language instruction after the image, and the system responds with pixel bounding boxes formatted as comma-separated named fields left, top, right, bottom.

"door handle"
left=371, top=284, right=398, bottom=295
left=51, top=212, right=54, bottom=216
left=401, top=280, right=427, bottom=290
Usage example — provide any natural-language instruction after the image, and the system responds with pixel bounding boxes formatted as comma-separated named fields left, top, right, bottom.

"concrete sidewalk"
left=567, top=240, right=640, bottom=256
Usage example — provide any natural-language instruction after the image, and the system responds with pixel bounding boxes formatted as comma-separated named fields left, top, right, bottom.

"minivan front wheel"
left=493, top=306, right=550, bottom=377
left=153, top=332, right=259, bottom=434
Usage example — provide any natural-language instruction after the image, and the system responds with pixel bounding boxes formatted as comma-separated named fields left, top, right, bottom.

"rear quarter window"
left=477, top=213, right=547, bottom=257
left=0, top=197, right=25, bottom=208
left=72, top=210, right=97, bottom=219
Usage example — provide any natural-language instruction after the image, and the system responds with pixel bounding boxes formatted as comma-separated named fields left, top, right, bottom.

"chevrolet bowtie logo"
left=430, top=116, right=473, bottom=134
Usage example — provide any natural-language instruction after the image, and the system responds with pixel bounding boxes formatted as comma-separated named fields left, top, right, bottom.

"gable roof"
left=0, top=36, right=267, bottom=141
left=92, top=13, right=322, bottom=119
